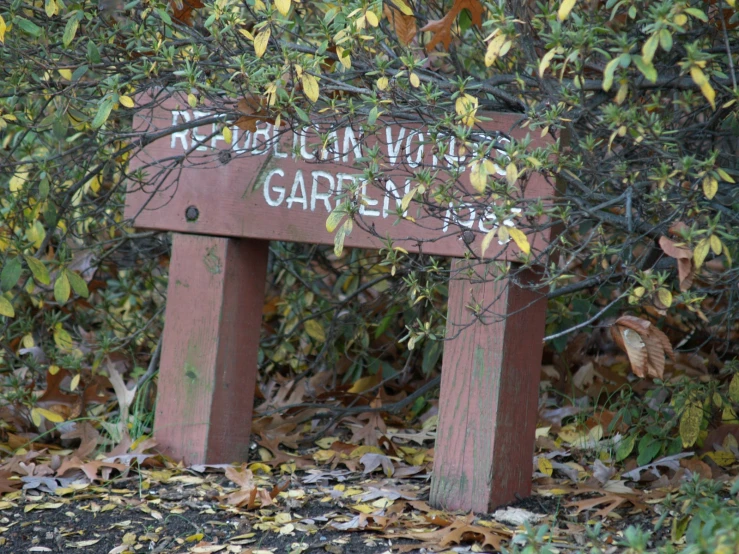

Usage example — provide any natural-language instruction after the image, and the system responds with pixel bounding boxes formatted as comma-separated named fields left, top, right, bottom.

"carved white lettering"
left=191, top=110, right=211, bottom=151
left=405, top=132, right=424, bottom=168
left=252, top=123, right=272, bottom=155
left=264, top=169, right=286, bottom=207
left=386, top=127, right=406, bottom=165
left=311, top=171, right=334, bottom=212
left=287, top=170, right=308, bottom=209
left=170, top=111, right=191, bottom=150
left=342, top=127, right=362, bottom=163
left=359, top=180, right=380, bottom=217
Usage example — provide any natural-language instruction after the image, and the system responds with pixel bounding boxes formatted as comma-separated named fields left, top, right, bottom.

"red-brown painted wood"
left=430, top=262, right=546, bottom=512
left=155, top=233, right=268, bottom=464
left=125, top=94, right=553, bottom=260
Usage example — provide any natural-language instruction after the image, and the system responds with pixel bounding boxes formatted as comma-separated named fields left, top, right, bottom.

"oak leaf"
left=610, top=315, right=675, bottom=379
left=420, top=0, right=484, bottom=51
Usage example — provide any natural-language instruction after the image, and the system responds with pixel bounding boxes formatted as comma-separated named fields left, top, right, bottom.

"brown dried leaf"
left=420, top=0, right=484, bottom=51
left=235, top=94, right=275, bottom=133
left=387, top=514, right=509, bottom=550
left=611, top=316, right=674, bottom=379
left=660, top=236, right=695, bottom=291
left=383, top=5, right=417, bottom=46
left=171, top=0, right=204, bottom=25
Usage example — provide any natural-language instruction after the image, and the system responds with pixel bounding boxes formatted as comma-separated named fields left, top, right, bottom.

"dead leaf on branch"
left=420, top=0, right=484, bottom=51
left=659, top=236, right=695, bottom=291
left=171, top=0, right=204, bottom=25
left=611, top=315, right=675, bottom=379
left=235, top=94, right=275, bottom=134
left=383, top=4, right=417, bottom=46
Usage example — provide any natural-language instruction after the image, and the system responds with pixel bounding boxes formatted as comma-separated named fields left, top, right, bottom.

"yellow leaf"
left=185, top=533, right=204, bottom=543
left=32, top=407, right=65, bottom=425
left=31, top=409, right=42, bottom=427
left=401, top=186, right=417, bottom=212
left=58, top=69, right=73, bottom=81
left=305, top=319, right=326, bottom=342
left=254, top=29, right=271, bottom=58
left=0, top=15, right=6, bottom=44
left=485, top=34, right=506, bottom=67
left=700, top=80, right=716, bottom=110
left=679, top=401, right=703, bottom=448
left=409, top=72, right=420, bottom=88
left=717, top=168, right=735, bottom=183
left=377, top=76, right=389, bottom=90
left=365, top=10, right=379, bottom=27
left=705, top=451, right=734, bottom=467
left=70, top=373, right=80, bottom=392
left=710, top=234, right=722, bottom=255
left=505, top=162, right=518, bottom=186
left=302, top=73, right=320, bottom=102
left=222, top=126, right=232, bottom=144
left=336, top=45, right=351, bottom=69
left=389, top=0, right=413, bottom=15
left=53, top=326, right=74, bottom=351
left=480, top=228, right=497, bottom=258
left=0, top=296, right=14, bottom=318
left=348, top=375, right=377, bottom=394
left=119, top=95, right=135, bottom=108
left=657, top=288, right=673, bottom=308
left=508, top=227, right=531, bottom=255
left=539, top=48, right=557, bottom=78
left=468, top=161, right=487, bottom=193
left=702, top=176, right=718, bottom=200
left=187, top=93, right=197, bottom=108
left=690, top=65, right=708, bottom=86
left=693, top=238, right=710, bottom=269
left=537, top=457, right=553, bottom=477
left=49, top=364, right=60, bottom=375
left=274, top=0, right=291, bottom=16
left=557, top=0, right=576, bottom=21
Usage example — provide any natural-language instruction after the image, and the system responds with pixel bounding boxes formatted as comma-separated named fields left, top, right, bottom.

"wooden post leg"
left=154, top=233, right=269, bottom=464
left=430, top=262, right=546, bottom=513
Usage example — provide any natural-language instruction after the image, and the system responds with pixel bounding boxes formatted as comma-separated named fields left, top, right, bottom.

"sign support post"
left=126, top=94, right=552, bottom=512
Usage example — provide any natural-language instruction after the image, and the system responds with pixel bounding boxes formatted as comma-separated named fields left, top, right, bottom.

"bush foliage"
left=1, top=0, right=738, bottom=407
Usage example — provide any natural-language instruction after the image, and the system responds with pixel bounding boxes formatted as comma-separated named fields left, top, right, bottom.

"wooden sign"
left=125, top=93, right=553, bottom=513
left=125, top=95, right=551, bottom=259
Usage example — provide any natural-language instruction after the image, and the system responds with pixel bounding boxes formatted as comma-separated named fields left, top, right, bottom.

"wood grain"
left=430, top=262, right=546, bottom=512
left=155, top=233, right=268, bottom=464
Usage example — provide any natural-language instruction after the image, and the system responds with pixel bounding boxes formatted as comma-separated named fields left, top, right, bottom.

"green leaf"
left=0, top=296, right=14, bottom=318
left=63, top=17, right=78, bottom=47
left=24, top=255, right=50, bottom=285
left=87, top=40, right=102, bottom=64
left=602, top=57, right=620, bottom=91
left=65, top=269, right=89, bottom=298
left=54, top=271, right=71, bottom=304
left=16, top=17, right=42, bottom=37
left=632, top=55, right=657, bottom=83
left=642, top=34, right=659, bottom=64
left=0, top=256, right=23, bottom=292
left=636, top=434, right=662, bottom=466
left=92, top=95, right=116, bottom=129
left=155, top=7, right=173, bottom=25
left=615, top=434, right=636, bottom=462
left=684, top=7, right=708, bottom=22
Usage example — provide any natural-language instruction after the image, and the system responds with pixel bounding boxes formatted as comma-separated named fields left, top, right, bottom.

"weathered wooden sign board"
left=125, top=93, right=553, bottom=513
